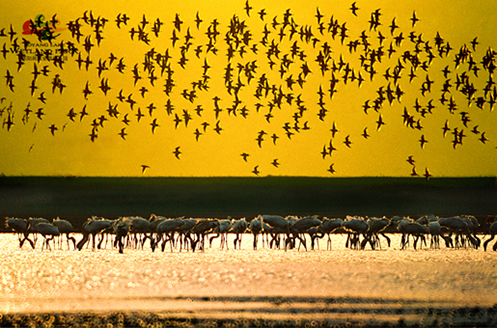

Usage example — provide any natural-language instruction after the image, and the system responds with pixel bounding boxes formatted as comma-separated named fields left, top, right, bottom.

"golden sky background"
left=1, top=0, right=496, bottom=177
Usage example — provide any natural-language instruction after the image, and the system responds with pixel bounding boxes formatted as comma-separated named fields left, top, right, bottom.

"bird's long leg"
left=191, top=234, right=198, bottom=252
left=179, top=233, right=185, bottom=252
left=418, top=234, right=424, bottom=249
left=182, top=233, right=187, bottom=251
left=117, top=236, right=124, bottom=254
left=380, top=233, right=391, bottom=248
left=297, top=233, right=307, bottom=251
left=360, top=233, right=374, bottom=250
left=91, top=233, right=97, bottom=250
left=20, top=232, right=34, bottom=249
left=170, top=233, right=175, bottom=252
left=360, top=235, right=368, bottom=250
left=483, top=233, right=495, bottom=251
left=146, top=233, right=154, bottom=249
left=150, top=235, right=156, bottom=252
left=284, top=233, right=291, bottom=251
left=186, top=233, right=193, bottom=251
left=401, top=233, right=407, bottom=249
left=466, top=234, right=478, bottom=249
left=233, top=234, right=238, bottom=249
left=153, top=234, right=161, bottom=252
left=413, top=235, right=418, bottom=250
left=473, top=234, right=481, bottom=249
left=161, top=234, right=168, bottom=252
left=33, top=233, right=38, bottom=248
left=47, top=236, right=55, bottom=251
left=181, top=233, right=187, bottom=251
left=98, top=233, right=106, bottom=249
left=209, top=233, right=219, bottom=248
left=442, top=234, right=453, bottom=248
left=352, top=233, right=361, bottom=249
left=353, top=233, right=361, bottom=249
left=312, top=233, right=321, bottom=250
left=77, top=233, right=89, bottom=251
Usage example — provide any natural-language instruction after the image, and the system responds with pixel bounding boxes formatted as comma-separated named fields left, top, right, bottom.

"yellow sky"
left=1, top=0, right=497, bottom=177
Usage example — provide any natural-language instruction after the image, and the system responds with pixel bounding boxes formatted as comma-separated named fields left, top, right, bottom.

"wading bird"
left=77, top=217, right=112, bottom=251
left=113, top=217, right=131, bottom=254
left=232, top=218, right=248, bottom=249
left=483, top=221, right=497, bottom=251
left=53, top=217, right=76, bottom=250
left=249, top=216, right=263, bottom=250
left=32, top=222, right=60, bottom=251
left=5, top=217, right=34, bottom=249
left=209, top=219, right=232, bottom=250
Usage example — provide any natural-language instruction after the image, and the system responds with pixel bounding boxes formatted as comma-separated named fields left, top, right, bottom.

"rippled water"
left=1, top=233, right=496, bottom=326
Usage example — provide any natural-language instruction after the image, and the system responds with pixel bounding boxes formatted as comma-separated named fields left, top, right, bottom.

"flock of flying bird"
left=1, top=2, right=496, bottom=176
left=5, top=214, right=497, bottom=253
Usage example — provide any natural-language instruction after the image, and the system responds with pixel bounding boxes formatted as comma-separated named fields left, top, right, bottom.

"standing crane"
left=155, top=217, right=185, bottom=252
left=260, top=215, right=290, bottom=249
left=77, top=217, right=112, bottom=251
left=289, top=216, right=322, bottom=251
left=191, top=219, right=219, bottom=252
left=209, top=219, right=232, bottom=250
left=113, top=217, right=131, bottom=254
left=342, top=216, right=372, bottom=250
left=232, top=218, right=248, bottom=249
left=249, top=217, right=263, bottom=250
left=31, top=222, right=60, bottom=251
left=5, top=217, right=34, bottom=249
left=483, top=221, right=497, bottom=251
left=130, top=216, right=152, bottom=249
left=318, top=218, right=344, bottom=250
left=53, top=217, right=76, bottom=250
left=367, top=217, right=391, bottom=249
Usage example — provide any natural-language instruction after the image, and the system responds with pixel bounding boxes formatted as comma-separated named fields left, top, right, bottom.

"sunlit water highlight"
left=0, top=233, right=496, bottom=326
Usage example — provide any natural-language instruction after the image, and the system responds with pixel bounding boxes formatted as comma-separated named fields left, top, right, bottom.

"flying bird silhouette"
left=350, top=2, right=359, bottom=16
left=252, top=165, right=260, bottom=176
left=118, top=128, right=127, bottom=140
left=173, top=146, right=181, bottom=159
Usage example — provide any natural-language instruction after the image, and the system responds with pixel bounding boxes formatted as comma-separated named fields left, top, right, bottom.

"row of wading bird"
left=5, top=214, right=497, bottom=253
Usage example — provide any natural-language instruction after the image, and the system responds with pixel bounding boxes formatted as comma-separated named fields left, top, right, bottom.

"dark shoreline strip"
left=1, top=304, right=497, bottom=328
